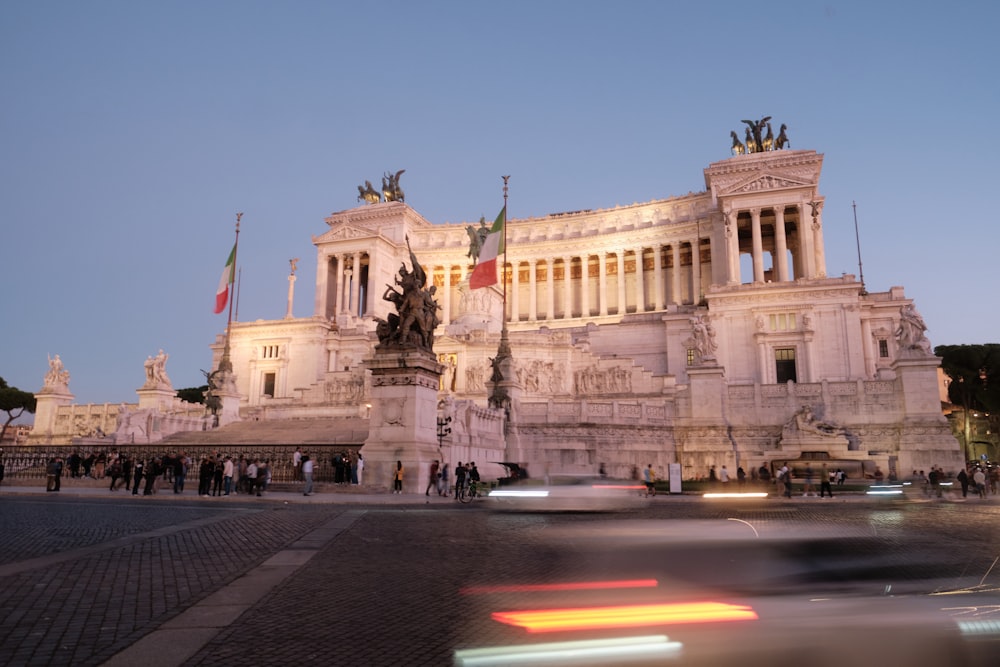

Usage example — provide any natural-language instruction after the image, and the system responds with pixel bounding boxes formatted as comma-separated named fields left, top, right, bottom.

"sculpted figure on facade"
left=786, top=405, right=846, bottom=438
left=143, top=349, right=171, bottom=388
left=43, top=354, right=70, bottom=389
left=690, top=314, right=717, bottom=362
left=465, top=360, right=486, bottom=393
left=732, top=116, right=791, bottom=153
left=895, top=304, right=933, bottom=355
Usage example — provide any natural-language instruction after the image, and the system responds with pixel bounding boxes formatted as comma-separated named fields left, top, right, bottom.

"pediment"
left=313, top=224, right=378, bottom=244
left=722, top=172, right=814, bottom=196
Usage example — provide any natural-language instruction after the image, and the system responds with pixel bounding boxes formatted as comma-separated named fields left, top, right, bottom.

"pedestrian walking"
left=426, top=460, right=440, bottom=496
left=973, top=467, right=987, bottom=499
left=957, top=467, right=969, bottom=498
left=302, top=455, right=314, bottom=496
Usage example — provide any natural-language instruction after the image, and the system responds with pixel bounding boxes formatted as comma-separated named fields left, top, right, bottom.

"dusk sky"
left=2, top=1, right=997, bottom=412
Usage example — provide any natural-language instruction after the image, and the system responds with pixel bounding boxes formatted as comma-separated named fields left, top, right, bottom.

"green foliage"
left=935, top=344, right=1000, bottom=414
left=0, top=376, right=37, bottom=442
left=176, top=385, right=208, bottom=405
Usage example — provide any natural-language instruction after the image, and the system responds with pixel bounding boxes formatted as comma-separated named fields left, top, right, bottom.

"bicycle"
left=459, top=479, right=480, bottom=503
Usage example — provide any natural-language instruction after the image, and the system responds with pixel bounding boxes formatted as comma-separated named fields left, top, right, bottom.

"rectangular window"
left=263, top=372, right=276, bottom=397
left=878, top=339, right=889, bottom=358
left=775, top=347, right=797, bottom=383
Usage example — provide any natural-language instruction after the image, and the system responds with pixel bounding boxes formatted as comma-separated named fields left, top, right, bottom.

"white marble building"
left=207, top=146, right=959, bottom=479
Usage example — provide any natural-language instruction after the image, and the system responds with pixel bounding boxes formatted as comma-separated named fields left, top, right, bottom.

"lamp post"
left=437, top=415, right=452, bottom=449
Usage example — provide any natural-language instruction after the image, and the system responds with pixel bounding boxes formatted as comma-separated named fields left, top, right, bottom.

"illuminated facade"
left=205, top=147, right=961, bottom=479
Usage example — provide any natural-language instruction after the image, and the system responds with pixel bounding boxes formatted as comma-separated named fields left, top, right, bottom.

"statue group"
left=376, top=236, right=440, bottom=351
left=357, top=169, right=405, bottom=204
left=143, top=349, right=171, bottom=388
left=730, top=116, right=790, bottom=155
left=43, top=354, right=70, bottom=389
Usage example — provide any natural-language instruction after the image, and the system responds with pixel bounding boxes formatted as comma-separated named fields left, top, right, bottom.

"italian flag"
left=214, top=244, right=236, bottom=314
left=469, top=207, right=505, bottom=289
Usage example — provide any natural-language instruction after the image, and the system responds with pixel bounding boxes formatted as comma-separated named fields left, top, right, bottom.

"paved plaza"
left=2, top=484, right=1000, bottom=666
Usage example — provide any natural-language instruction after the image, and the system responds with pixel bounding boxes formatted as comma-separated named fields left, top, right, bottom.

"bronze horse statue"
left=730, top=131, right=746, bottom=155
left=357, top=180, right=380, bottom=204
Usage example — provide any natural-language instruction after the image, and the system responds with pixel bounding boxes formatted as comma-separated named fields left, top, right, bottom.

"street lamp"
left=437, top=415, right=452, bottom=449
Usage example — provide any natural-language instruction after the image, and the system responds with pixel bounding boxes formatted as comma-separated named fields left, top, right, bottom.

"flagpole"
left=219, top=212, right=242, bottom=374
left=502, top=175, right=510, bottom=324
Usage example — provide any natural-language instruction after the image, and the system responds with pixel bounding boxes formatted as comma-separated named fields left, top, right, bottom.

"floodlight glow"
left=492, top=601, right=758, bottom=633
left=702, top=492, right=768, bottom=499
left=462, top=579, right=659, bottom=595
left=489, top=489, right=550, bottom=498
left=592, top=484, right=646, bottom=490
left=454, top=635, right=682, bottom=666
left=866, top=488, right=903, bottom=496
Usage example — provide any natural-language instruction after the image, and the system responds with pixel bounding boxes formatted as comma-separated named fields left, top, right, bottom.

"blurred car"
left=488, top=475, right=647, bottom=512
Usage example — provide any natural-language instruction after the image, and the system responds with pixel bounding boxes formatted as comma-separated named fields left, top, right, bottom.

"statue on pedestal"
left=785, top=405, right=846, bottom=438
left=895, top=304, right=933, bottom=356
left=375, top=236, right=439, bottom=351
left=43, top=354, right=70, bottom=389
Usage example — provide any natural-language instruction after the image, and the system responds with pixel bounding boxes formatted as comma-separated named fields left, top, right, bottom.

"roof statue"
left=730, top=117, right=790, bottom=154
left=356, top=169, right=405, bottom=204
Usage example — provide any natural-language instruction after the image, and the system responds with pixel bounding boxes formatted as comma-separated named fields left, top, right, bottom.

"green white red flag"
left=469, top=207, right=505, bottom=290
left=214, top=244, right=236, bottom=314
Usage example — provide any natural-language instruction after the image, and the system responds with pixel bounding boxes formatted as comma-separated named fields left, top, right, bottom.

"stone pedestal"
left=445, top=281, right=504, bottom=336
left=136, top=386, right=176, bottom=412
left=687, top=364, right=725, bottom=424
left=212, top=370, right=242, bottom=427
left=31, top=387, right=74, bottom=443
left=362, top=347, right=444, bottom=493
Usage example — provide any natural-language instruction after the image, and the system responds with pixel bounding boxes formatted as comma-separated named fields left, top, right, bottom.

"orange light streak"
left=492, top=601, right=758, bottom=633
left=461, top=579, right=659, bottom=595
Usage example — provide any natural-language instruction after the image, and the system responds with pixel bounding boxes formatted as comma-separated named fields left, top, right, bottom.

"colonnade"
left=320, top=252, right=370, bottom=320
left=724, top=203, right=826, bottom=284
left=428, top=239, right=706, bottom=325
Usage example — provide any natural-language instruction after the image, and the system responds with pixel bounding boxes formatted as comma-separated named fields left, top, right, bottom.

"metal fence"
left=0, top=444, right=363, bottom=485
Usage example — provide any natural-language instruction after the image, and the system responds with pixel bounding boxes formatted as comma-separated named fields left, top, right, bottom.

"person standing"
left=302, top=455, right=314, bottom=496
left=246, top=460, right=258, bottom=495
left=438, top=461, right=449, bottom=496
left=173, top=453, right=188, bottom=494
left=454, top=461, right=466, bottom=499
left=778, top=463, right=792, bottom=498
left=426, top=460, right=440, bottom=496
left=393, top=460, right=404, bottom=494
left=293, top=447, right=303, bottom=482
left=223, top=456, right=234, bottom=496
left=356, top=452, right=364, bottom=485
left=819, top=464, right=834, bottom=498
left=719, top=465, right=730, bottom=487
left=973, top=467, right=987, bottom=499
left=957, top=467, right=970, bottom=498
left=802, top=463, right=815, bottom=497
left=132, top=459, right=144, bottom=495
left=643, top=464, right=656, bottom=497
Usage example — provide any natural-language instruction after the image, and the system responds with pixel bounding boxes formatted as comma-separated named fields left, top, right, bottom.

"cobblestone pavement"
left=2, top=489, right=1000, bottom=666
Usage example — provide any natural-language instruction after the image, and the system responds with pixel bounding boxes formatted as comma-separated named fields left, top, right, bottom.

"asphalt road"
left=2, top=488, right=1000, bottom=666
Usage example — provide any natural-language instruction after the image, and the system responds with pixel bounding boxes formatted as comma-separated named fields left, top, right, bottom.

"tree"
left=175, top=385, right=208, bottom=405
left=0, top=377, right=36, bottom=443
left=935, top=344, right=999, bottom=414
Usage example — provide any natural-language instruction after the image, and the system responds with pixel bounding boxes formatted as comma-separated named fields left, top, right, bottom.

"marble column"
left=671, top=244, right=681, bottom=305
left=581, top=255, right=591, bottom=317
left=598, top=252, right=609, bottom=316
left=691, top=239, right=701, bottom=304
left=633, top=247, right=645, bottom=312
left=528, top=259, right=538, bottom=321
left=562, top=256, right=572, bottom=319
left=442, top=264, right=452, bottom=325
left=616, top=252, right=626, bottom=315
left=774, top=207, right=789, bottom=282
left=798, top=203, right=817, bottom=278
left=750, top=208, right=764, bottom=283
left=652, top=245, right=664, bottom=310
left=510, top=262, right=520, bottom=323
left=351, top=253, right=361, bottom=315
left=545, top=258, right=555, bottom=320
left=813, top=205, right=827, bottom=278
left=334, top=253, right=345, bottom=314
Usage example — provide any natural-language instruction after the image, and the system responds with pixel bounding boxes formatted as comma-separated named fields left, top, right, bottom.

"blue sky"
left=2, top=0, right=997, bottom=410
